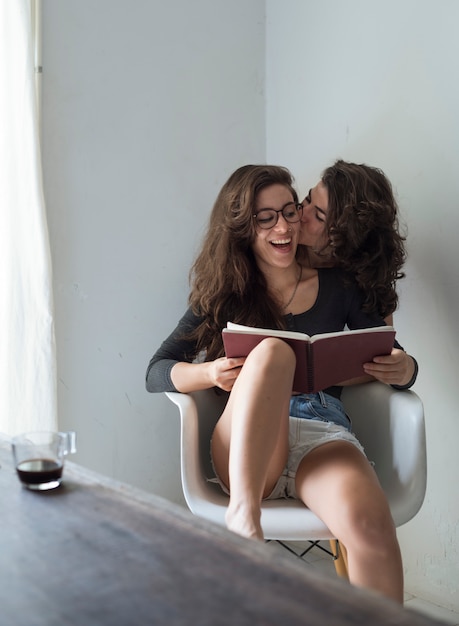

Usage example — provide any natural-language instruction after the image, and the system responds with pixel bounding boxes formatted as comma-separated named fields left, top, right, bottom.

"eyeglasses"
left=253, top=203, right=303, bottom=229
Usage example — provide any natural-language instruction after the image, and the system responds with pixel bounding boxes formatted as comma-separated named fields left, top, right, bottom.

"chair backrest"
left=166, top=382, right=426, bottom=540
left=341, top=383, right=427, bottom=527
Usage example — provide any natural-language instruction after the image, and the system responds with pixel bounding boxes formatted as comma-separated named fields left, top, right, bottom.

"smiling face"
left=251, top=184, right=300, bottom=273
left=299, top=181, right=329, bottom=249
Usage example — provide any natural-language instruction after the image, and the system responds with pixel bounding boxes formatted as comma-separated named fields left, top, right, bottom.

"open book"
left=222, top=322, right=395, bottom=394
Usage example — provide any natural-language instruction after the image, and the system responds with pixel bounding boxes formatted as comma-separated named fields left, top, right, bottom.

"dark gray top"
left=146, top=268, right=408, bottom=397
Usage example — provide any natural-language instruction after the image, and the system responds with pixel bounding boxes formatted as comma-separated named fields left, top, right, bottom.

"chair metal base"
left=269, top=539, right=349, bottom=580
left=271, top=539, right=334, bottom=559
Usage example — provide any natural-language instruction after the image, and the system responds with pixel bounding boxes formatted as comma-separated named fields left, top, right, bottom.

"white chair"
left=166, top=382, right=426, bottom=577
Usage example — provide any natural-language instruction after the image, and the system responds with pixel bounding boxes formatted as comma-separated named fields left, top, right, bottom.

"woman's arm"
left=170, top=357, right=245, bottom=393
left=145, top=308, right=202, bottom=393
left=145, top=308, right=245, bottom=393
left=363, top=351, right=418, bottom=388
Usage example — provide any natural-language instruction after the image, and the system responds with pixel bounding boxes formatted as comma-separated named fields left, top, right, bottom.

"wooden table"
left=0, top=440, right=443, bottom=626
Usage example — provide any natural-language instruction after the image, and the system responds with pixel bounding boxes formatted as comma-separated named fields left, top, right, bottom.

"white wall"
left=42, top=0, right=265, bottom=506
left=266, top=0, right=459, bottom=610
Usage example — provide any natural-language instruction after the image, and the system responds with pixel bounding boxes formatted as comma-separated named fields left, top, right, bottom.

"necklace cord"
left=283, top=265, right=302, bottom=311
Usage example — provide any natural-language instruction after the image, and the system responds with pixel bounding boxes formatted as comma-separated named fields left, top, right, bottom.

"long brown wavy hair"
left=188, top=164, right=298, bottom=360
left=319, top=160, right=406, bottom=318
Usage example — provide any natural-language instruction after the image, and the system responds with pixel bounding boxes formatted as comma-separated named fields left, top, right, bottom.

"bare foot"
left=225, top=503, right=263, bottom=540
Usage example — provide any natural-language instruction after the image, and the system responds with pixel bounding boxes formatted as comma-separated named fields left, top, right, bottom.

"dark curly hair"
left=188, top=164, right=298, bottom=360
left=320, top=160, right=406, bottom=318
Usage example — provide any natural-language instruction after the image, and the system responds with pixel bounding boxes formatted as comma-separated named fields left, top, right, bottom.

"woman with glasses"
left=146, top=164, right=417, bottom=603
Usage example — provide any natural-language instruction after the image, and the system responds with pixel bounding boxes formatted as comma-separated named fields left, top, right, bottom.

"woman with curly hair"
left=296, top=159, right=417, bottom=387
left=146, top=164, right=417, bottom=603
left=299, top=159, right=406, bottom=320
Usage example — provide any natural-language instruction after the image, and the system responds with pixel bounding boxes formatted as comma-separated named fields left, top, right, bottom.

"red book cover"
left=222, top=323, right=395, bottom=393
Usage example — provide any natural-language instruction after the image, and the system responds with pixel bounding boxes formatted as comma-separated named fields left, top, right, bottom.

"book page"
left=225, top=321, right=311, bottom=341
left=309, top=325, right=394, bottom=343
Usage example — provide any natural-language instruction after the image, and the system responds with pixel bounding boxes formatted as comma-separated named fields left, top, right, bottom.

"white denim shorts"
left=266, top=416, right=365, bottom=500
left=210, top=392, right=365, bottom=501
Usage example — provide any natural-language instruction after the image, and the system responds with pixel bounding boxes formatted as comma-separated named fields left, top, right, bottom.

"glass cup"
left=12, top=431, right=77, bottom=490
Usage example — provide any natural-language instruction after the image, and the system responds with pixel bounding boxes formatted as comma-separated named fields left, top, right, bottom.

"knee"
left=344, top=502, right=398, bottom=555
left=249, top=338, right=296, bottom=375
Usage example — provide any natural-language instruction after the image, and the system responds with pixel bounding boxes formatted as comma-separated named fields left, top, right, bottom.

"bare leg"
left=212, top=338, right=295, bottom=539
left=295, top=441, right=404, bottom=603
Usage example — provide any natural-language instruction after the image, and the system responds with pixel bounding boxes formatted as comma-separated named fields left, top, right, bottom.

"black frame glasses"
left=253, top=202, right=303, bottom=229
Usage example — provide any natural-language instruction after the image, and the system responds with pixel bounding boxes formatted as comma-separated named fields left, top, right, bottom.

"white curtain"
left=0, top=0, right=57, bottom=435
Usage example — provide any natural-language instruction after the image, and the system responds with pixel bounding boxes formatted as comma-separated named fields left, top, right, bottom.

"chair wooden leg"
left=330, top=540, right=349, bottom=580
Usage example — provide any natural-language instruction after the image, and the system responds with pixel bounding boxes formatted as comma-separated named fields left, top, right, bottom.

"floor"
left=265, top=540, right=459, bottom=625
